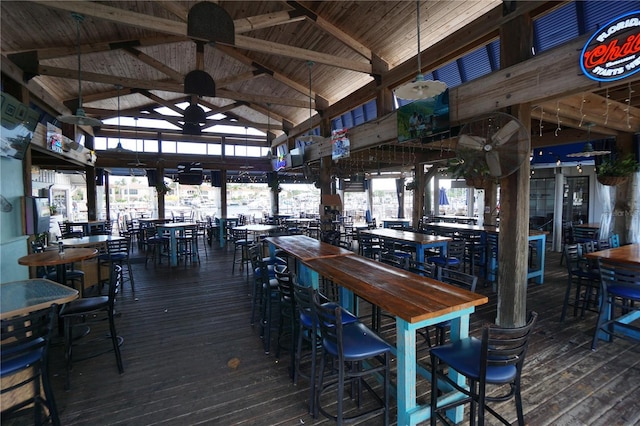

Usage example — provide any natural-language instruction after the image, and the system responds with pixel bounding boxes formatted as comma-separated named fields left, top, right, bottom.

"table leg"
left=169, top=230, right=178, bottom=266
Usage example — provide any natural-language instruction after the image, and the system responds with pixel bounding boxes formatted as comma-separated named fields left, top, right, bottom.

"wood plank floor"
left=39, top=240, right=640, bottom=425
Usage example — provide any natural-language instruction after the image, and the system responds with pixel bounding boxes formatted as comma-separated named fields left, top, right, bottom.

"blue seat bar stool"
left=292, top=282, right=358, bottom=416
left=430, top=311, right=538, bottom=426
left=314, top=293, right=392, bottom=424
left=1, top=304, right=60, bottom=426
left=427, top=239, right=465, bottom=270
left=591, top=259, right=640, bottom=350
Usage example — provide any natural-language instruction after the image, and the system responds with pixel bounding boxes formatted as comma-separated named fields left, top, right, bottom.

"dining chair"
left=231, top=228, right=251, bottom=275
left=1, top=304, right=60, bottom=426
left=176, top=225, right=200, bottom=266
left=430, top=266, right=479, bottom=346
left=59, top=264, right=124, bottom=390
left=314, top=293, right=392, bottom=424
left=427, top=239, right=465, bottom=270
left=430, top=311, right=538, bottom=426
left=591, top=259, right=640, bottom=350
left=98, top=236, right=135, bottom=293
left=560, top=243, right=600, bottom=321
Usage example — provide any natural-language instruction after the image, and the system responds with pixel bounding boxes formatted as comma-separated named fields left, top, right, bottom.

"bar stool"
left=314, top=294, right=392, bottom=424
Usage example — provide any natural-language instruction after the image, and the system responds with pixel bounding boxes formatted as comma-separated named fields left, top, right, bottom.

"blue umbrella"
left=439, top=187, right=449, bottom=205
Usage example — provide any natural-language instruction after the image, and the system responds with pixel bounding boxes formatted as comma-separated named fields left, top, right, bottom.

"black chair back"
left=437, top=266, right=478, bottom=292
left=1, top=304, right=60, bottom=424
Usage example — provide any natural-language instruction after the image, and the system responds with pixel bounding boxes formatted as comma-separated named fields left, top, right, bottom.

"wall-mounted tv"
left=1, top=92, right=40, bottom=160
left=23, top=196, right=50, bottom=235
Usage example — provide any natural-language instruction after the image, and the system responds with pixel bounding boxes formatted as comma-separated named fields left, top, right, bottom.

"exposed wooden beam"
left=536, top=93, right=640, bottom=133
left=216, top=88, right=311, bottom=109
left=31, top=0, right=370, bottom=73
left=450, top=34, right=640, bottom=124
left=232, top=35, right=372, bottom=74
left=287, top=1, right=373, bottom=61
left=122, top=47, right=184, bottom=82
left=137, top=90, right=186, bottom=116
left=214, top=44, right=318, bottom=99
left=215, top=70, right=264, bottom=88
left=234, top=10, right=306, bottom=33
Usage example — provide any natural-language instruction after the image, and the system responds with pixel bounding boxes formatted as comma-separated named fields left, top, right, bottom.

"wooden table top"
left=426, top=222, right=546, bottom=236
left=18, top=248, right=98, bottom=267
left=234, top=224, right=279, bottom=232
left=1, top=278, right=78, bottom=319
left=574, top=223, right=601, bottom=229
left=304, top=255, right=488, bottom=324
left=360, top=228, right=452, bottom=244
left=158, top=222, right=197, bottom=229
left=59, top=235, right=124, bottom=247
left=265, top=235, right=354, bottom=261
left=585, top=243, right=640, bottom=266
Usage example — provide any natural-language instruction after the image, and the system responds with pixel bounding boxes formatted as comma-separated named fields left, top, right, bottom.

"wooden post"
left=483, top=183, right=498, bottom=226
left=496, top=10, right=532, bottom=328
left=412, top=164, right=426, bottom=227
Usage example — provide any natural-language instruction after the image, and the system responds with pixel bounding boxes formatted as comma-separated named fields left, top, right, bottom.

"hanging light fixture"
left=566, top=123, right=611, bottom=158
left=395, top=1, right=447, bottom=100
left=239, top=126, right=254, bottom=174
left=57, top=13, right=102, bottom=127
left=298, top=61, right=325, bottom=144
left=128, top=117, right=147, bottom=167
left=108, top=85, right=129, bottom=153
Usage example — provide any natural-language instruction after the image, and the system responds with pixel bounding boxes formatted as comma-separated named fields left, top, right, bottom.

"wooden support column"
left=157, top=165, right=165, bottom=219
left=484, top=182, right=498, bottom=226
left=104, top=169, right=111, bottom=222
left=84, top=134, right=97, bottom=221
left=220, top=169, right=228, bottom=217
left=613, top=132, right=635, bottom=244
left=496, top=9, right=532, bottom=328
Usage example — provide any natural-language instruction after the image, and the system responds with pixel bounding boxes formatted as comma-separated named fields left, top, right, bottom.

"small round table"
left=18, top=248, right=98, bottom=286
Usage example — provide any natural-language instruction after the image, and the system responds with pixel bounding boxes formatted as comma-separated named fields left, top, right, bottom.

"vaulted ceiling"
left=1, top=0, right=501, bottom=142
left=2, top=1, right=639, bottom=175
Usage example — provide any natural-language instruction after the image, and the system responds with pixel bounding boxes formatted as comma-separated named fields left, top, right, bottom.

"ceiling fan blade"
left=458, top=134, right=486, bottom=150
left=491, top=119, right=520, bottom=146
left=485, top=150, right=502, bottom=177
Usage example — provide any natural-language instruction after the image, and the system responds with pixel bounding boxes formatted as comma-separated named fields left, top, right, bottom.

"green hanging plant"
left=268, top=172, right=282, bottom=193
left=156, top=181, right=171, bottom=195
left=596, top=154, right=639, bottom=186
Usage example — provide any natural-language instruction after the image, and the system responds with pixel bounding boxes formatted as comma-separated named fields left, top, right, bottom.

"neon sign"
left=580, top=11, right=640, bottom=82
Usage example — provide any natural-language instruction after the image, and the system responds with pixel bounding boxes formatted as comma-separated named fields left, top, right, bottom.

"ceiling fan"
left=455, top=112, right=530, bottom=179
left=57, top=13, right=102, bottom=127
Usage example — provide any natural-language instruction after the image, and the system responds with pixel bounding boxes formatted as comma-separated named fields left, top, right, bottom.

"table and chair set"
left=247, top=233, right=547, bottom=425
left=3, top=236, right=128, bottom=424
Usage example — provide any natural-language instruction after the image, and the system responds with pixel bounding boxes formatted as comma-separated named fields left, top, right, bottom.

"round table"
left=18, top=248, right=98, bottom=286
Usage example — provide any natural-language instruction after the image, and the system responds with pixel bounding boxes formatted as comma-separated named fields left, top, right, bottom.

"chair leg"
left=559, top=276, right=573, bottom=322
left=109, top=312, right=124, bottom=374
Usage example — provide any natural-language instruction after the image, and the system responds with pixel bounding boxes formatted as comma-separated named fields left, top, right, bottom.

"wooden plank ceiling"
left=2, top=1, right=639, bottom=174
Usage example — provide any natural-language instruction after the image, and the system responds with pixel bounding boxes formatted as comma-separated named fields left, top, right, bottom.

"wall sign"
left=580, top=11, right=640, bottom=82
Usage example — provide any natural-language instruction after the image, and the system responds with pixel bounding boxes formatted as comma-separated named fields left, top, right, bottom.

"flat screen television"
left=1, top=92, right=39, bottom=160
left=178, top=172, right=203, bottom=185
left=23, top=196, right=50, bottom=235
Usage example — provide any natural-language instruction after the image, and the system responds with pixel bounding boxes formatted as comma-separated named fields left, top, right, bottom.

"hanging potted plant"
left=446, top=158, right=495, bottom=189
left=267, top=172, right=282, bottom=193
left=596, top=154, right=639, bottom=186
left=156, top=181, right=171, bottom=195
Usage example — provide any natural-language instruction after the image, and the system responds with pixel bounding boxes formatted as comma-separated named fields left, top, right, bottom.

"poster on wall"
left=47, top=123, right=64, bottom=154
left=397, top=89, right=454, bottom=143
left=331, top=128, right=350, bottom=160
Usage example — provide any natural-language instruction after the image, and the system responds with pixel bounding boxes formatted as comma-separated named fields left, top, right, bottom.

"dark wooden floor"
left=43, top=239, right=640, bottom=426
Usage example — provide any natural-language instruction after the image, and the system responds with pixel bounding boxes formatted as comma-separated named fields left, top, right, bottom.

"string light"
left=539, top=106, right=544, bottom=136
left=555, top=100, right=562, bottom=136
left=578, top=93, right=586, bottom=127
left=626, top=81, right=633, bottom=129
left=603, top=87, right=610, bottom=125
